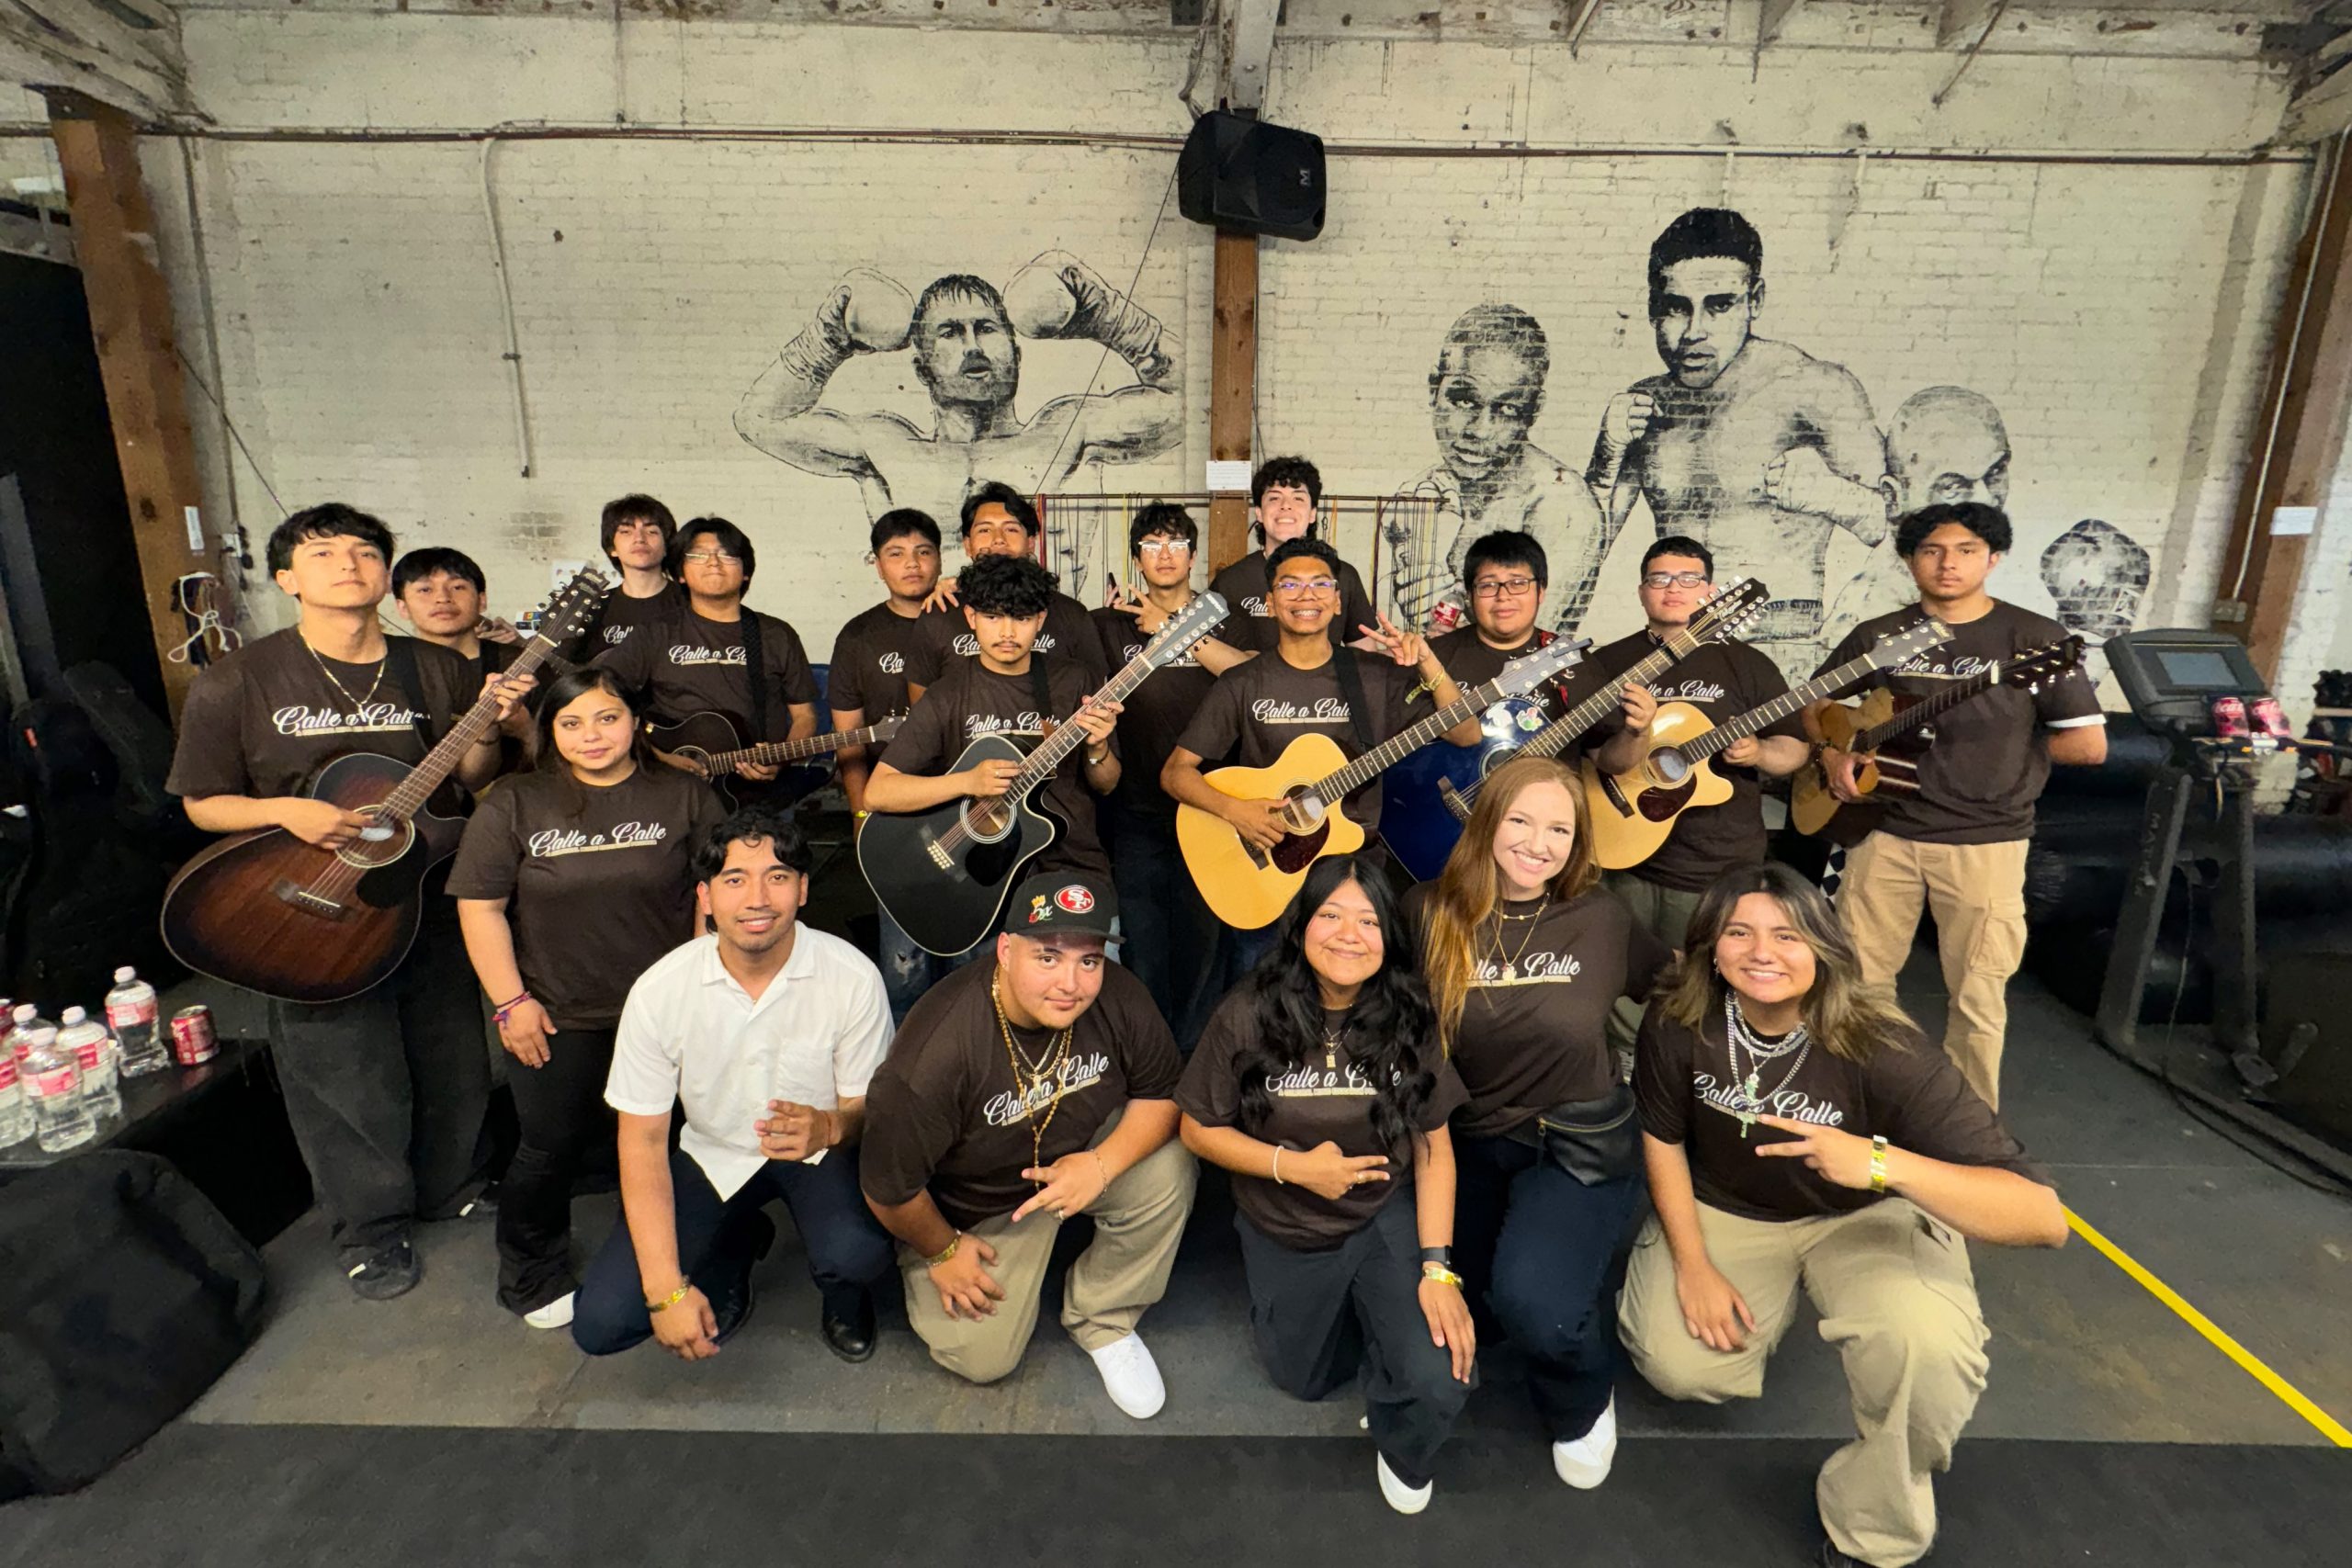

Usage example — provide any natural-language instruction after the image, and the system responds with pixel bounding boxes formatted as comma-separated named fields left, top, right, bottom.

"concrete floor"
left=166, top=952, right=2352, bottom=1452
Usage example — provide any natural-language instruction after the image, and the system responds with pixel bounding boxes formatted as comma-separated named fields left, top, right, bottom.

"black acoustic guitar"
left=159, top=570, right=610, bottom=1004
left=858, top=592, right=1228, bottom=956
left=649, top=712, right=904, bottom=808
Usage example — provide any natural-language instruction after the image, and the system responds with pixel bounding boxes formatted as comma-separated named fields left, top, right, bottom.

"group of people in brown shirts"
left=164, top=457, right=2104, bottom=1568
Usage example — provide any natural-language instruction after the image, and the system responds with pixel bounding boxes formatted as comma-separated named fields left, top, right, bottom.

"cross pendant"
left=1739, top=1111, right=1755, bottom=1139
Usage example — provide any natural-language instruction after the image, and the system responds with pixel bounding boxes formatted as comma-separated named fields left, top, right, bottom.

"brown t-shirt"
left=901, top=594, right=1109, bottom=692
left=825, top=600, right=930, bottom=730
left=859, top=958, right=1183, bottom=1231
left=595, top=606, right=819, bottom=742
left=444, top=764, right=727, bottom=1029
left=1174, top=648, right=1422, bottom=827
left=1402, top=885, right=1672, bottom=1138
left=576, top=581, right=686, bottom=657
left=1818, top=601, right=2103, bottom=846
left=883, top=657, right=1112, bottom=876
left=1207, top=550, right=1378, bottom=653
left=1563, top=631, right=1806, bottom=892
left=1091, top=604, right=1216, bottom=826
left=1178, top=993, right=1465, bottom=1251
left=166, top=627, right=477, bottom=801
left=1427, top=625, right=1575, bottom=728
left=1634, top=1002, right=2052, bottom=1224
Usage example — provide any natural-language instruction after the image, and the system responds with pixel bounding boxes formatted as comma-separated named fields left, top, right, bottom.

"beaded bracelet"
left=492, top=992, right=534, bottom=1028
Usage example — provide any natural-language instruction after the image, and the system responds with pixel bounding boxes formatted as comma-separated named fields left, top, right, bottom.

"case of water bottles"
left=0, top=966, right=172, bottom=1155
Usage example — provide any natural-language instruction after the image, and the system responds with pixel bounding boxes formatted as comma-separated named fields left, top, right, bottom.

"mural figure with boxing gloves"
left=734, top=253, right=1181, bottom=595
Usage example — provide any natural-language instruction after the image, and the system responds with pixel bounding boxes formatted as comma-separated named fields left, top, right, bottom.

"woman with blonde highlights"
left=1620, top=863, right=2065, bottom=1568
left=1405, top=755, right=1671, bottom=1492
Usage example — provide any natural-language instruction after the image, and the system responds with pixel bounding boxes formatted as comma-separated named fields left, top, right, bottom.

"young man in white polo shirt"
left=571, top=805, right=896, bottom=1362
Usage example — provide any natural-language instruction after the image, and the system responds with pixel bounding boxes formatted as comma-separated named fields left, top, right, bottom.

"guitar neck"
left=1519, top=633, right=1695, bottom=761
left=1314, top=675, right=1508, bottom=806
left=1005, top=645, right=1164, bottom=792
left=1851, top=668, right=1997, bottom=751
left=709, top=719, right=894, bottom=774
left=379, top=631, right=569, bottom=819
left=1684, top=651, right=1887, bottom=763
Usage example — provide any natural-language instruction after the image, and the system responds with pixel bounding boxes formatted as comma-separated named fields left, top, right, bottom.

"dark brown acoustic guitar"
left=159, top=570, right=609, bottom=1004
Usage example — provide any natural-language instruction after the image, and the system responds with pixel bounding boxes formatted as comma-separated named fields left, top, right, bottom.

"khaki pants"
left=899, top=1133, right=1196, bottom=1384
left=1836, top=832, right=2029, bottom=1110
left=1619, top=1200, right=1990, bottom=1568
left=1603, top=872, right=1705, bottom=1064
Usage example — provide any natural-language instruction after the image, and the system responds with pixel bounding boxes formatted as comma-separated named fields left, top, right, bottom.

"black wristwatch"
left=1419, top=1246, right=1453, bottom=1269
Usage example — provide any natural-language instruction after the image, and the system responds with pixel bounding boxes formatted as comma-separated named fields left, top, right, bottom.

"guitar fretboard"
left=706, top=717, right=900, bottom=775
left=1520, top=631, right=1698, bottom=762
left=379, top=627, right=577, bottom=823
left=1311, top=674, right=1511, bottom=807
left=1677, top=650, right=1886, bottom=764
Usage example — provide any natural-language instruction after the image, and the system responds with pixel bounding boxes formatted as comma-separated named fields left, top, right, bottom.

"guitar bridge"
left=926, top=840, right=952, bottom=871
left=274, top=880, right=350, bottom=919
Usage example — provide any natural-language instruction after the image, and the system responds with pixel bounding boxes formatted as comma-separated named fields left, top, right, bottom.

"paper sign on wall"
left=1205, top=460, right=1253, bottom=492
left=2271, top=505, right=2317, bottom=536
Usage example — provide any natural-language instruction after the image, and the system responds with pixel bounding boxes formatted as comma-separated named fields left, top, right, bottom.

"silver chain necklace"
left=1723, top=995, right=1812, bottom=1140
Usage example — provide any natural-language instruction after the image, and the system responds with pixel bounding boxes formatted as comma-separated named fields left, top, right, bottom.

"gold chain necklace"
left=993, top=978, right=1074, bottom=1187
left=1489, top=897, right=1549, bottom=982
left=300, top=633, right=387, bottom=712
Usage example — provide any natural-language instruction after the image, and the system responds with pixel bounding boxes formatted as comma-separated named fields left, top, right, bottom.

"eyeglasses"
left=1641, top=571, right=1710, bottom=590
left=1473, top=576, right=1539, bottom=599
left=1272, top=577, right=1340, bottom=597
left=683, top=549, right=742, bottom=567
left=1136, top=539, right=1193, bottom=557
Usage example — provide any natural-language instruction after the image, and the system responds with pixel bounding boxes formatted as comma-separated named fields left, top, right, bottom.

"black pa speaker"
left=1178, top=110, right=1326, bottom=242
left=2260, top=952, right=2352, bottom=1145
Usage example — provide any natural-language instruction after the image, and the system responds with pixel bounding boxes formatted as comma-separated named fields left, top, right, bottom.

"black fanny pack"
left=1513, top=1081, right=1641, bottom=1187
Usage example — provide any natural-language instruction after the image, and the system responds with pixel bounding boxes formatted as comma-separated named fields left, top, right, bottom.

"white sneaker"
left=1376, top=1452, right=1432, bottom=1515
left=1551, top=1393, right=1617, bottom=1489
left=523, top=1292, right=575, bottom=1330
left=1086, top=1333, right=1166, bottom=1419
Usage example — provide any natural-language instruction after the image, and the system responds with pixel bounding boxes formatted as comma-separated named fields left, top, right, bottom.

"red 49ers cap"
left=1003, top=872, right=1118, bottom=940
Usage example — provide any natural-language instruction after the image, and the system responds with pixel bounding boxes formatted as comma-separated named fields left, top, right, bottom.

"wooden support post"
left=1207, top=229, right=1259, bottom=575
left=2214, top=140, right=2352, bottom=679
left=45, top=88, right=216, bottom=716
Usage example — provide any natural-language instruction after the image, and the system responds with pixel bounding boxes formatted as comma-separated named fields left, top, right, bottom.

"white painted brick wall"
left=116, top=11, right=2312, bottom=694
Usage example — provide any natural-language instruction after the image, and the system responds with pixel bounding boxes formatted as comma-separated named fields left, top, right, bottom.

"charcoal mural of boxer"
left=1384, top=304, right=1617, bottom=637
left=1588, top=208, right=1888, bottom=674
left=734, top=253, right=1181, bottom=593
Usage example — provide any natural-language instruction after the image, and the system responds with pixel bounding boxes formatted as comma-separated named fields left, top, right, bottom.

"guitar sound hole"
left=335, top=812, right=414, bottom=870
left=1650, top=749, right=1690, bottom=786
left=963, top=799, right=1013, bottom=843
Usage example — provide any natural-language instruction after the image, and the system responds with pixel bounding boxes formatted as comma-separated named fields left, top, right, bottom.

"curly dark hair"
left=689, top=800, right=811, bottom=884
left=1895, top=502, right=2011, bottom=558
left=1234, top=854, right=1440, bottom=1158
left=957, top=550, right=1059, bottom=618
left=1250, top=456, right=1323, bottom=507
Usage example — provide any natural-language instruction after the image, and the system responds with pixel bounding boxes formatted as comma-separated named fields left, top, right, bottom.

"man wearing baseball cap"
left=861, top=871, right=1195, bottom=1416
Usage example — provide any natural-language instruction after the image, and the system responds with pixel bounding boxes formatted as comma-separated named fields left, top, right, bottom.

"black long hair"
left=1235, top=854, right=1439, bottom=1156
left=535, top=665, right=656, bottom=818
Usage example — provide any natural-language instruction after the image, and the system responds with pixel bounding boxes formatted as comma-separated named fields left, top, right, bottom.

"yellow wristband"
left=1870, top=1134, right=1891, bottom=1194
left=1421, top=1263, right=1464, bottom=1289
left=924, top=1233, right=961, bottom=1269
left=646, top=1282, right=691, bottom=1314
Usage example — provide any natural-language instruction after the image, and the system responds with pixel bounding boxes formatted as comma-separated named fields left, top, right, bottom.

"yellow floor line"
left=2064, top=1205, right=2352, bottom=1448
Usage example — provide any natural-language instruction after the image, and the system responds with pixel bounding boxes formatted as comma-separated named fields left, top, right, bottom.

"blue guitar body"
left=1379, top=695, right=1553, bottom=883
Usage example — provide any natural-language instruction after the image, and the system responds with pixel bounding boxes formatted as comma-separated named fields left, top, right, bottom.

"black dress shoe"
left=820, top=1295, right=877, bottom=1362
left=709, top=1268, right=758, bottom=1346
left=346, top=1239, right=421, bottom=1302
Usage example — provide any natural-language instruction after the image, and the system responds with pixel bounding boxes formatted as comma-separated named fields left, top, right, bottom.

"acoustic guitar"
left=1428, top=577, right=1772, bottom=832
left=160, top=570, right=611, bottom=1005
left=1581, top=619, right=1952, bottom=871
left=1790, top=635, right=2086, bottom=846
left=1177, top=637, right=1589, bottom=930
left=859, top=592, right=1228, bottom=957
left=650, top=711, right=904, bottom=808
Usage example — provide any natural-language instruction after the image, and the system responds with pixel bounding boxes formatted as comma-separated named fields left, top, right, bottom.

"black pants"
left=494, top=1023, right=617, bottom=1314
left=571, top=1142, right=895, bottom=1355
left=1453, top=1130, right=1641, bottom=1442
left=266, top=901, right=492, bottom=1265
left=1235, top=1197, right=1472, bottom=1489
left=1106, top=805, right=1218, bottom=1049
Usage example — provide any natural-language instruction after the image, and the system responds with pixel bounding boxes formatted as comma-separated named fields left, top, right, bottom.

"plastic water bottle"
left=6, top=1003, right=56, bottom=1065
left=20, top=1027, right=93, bottom=1154
left=105, top=967, right=168, bottom=1078
left=58, top=1007, right=121, bottom=1122
left=0, top=1051, right=31, bottom=1146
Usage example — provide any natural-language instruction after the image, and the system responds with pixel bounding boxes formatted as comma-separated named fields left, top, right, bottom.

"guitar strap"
left=1028, top=658, right=1056, bottom=755
left=380, top=637, right=437, bottom=750
left=1328, top=648, right=1377, bottom=754
left=739, top=611, right=771, bottom=740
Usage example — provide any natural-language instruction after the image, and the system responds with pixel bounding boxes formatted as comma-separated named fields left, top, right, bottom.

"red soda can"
left=2250, top=695, right=2295, bottom=741
left=1430, top=599, right=1466, bottom=634
left=2211, top=695, right=2248, bottom=739
left=169, top=1004, right=218, bottom=1066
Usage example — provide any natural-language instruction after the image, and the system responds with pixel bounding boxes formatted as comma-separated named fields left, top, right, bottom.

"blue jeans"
left=571, top=1142, right=894, bottom=1354
left=1453, top=1130, right=1642, bottom=1441
left=876, top=903, right=985, bottom=1025
left=1107, top=806, right=1219, bottom=1048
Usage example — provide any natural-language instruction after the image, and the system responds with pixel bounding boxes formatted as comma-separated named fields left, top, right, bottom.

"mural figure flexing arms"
left=1387, top=305, right=1615, bottom=637
left=1589, top=209, right=1886, bottom=671
left=734, top=253, right=1181, bottom=591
